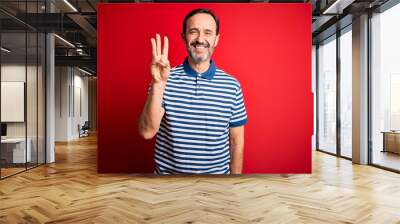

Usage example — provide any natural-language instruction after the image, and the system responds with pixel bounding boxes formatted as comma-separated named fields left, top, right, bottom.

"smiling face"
left=183, top=13, right=220, bottom=64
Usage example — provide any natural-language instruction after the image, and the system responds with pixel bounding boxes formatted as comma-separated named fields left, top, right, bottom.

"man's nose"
left=196, top=32, right=206, bottom=42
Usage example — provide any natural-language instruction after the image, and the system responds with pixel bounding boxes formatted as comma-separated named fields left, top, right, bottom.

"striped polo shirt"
left=154, top=57, right=247, bottom=174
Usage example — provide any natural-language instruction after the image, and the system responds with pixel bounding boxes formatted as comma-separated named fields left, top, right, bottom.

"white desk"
left=1, top=138, right=31, bottom=163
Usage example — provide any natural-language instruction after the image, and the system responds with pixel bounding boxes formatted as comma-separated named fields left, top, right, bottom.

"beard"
left=186, top=40, right=212, bottom=64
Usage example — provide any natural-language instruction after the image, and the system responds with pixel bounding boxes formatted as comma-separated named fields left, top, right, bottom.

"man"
left=138, top=8, right=247, bottom=174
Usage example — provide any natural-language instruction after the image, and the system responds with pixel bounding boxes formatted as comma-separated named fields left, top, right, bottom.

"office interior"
left=0, top=0, right=97, bottom=178
left=0, top=0, right=400, bottom=223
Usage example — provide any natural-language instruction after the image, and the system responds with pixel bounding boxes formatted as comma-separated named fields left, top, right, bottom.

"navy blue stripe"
left=155, top=153, right=231, bottom=171
left=164, top=98, right=233, bottom=110
left=155, top=161, right=230, bottom=174
left=155, top=145, right=230, bottom=162
left=164, top=89, right=236, bottom=101
left=155, top=142, right=229, bottom=159
left=159, top=122, right=227, bottom=138
left=155, top=135, right=230, bottom=152
left=161, top=121, right=228, bottom=136
left=164, top=108, right=231, bottom=120
left=163, top=100, right=231, bottom=113
left=164, top=102, right=231, bottom=113
left=168, top=78, right=238, bottom=89
left=167, top=82, right=237, bottom=93
left=157, top=130, right=229, bottom=147
left=165, top=114, right=230, bottom=124
left=164, top=92, right=235, bottom=104
left=158, top=125, right=228, bottom=142
left=164, top=117, right=227, bottom=128
left=229, top=118, right=248, bottom=128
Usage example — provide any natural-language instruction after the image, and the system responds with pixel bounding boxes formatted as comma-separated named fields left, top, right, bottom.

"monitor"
left=1, top=123, right=7, bottom=137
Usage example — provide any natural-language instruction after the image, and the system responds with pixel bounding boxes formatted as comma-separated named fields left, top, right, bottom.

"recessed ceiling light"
left=63, top=0, right=78, bottom=12
left=1, top=47, right=11, bottom=53
left=322, top=0, right=355, bottom=15
left=78, top=67, right=93, bottom=76
left=54, top=34, right=75, bottom=48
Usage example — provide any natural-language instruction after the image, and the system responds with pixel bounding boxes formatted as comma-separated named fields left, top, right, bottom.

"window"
left=339, top=28, right=352, bottom=158
left=371, top=2, right=400, bottom=171
left=317, top=36, right=337, bottom=154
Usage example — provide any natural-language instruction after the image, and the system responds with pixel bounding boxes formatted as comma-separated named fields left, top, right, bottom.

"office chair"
left=79, top=121, right=90, bottom=138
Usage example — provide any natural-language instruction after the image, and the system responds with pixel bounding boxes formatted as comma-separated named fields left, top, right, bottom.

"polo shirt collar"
left=183, top=57, right=216, bottom=80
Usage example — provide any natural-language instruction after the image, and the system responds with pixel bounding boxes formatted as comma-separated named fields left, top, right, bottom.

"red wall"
left=98, top=3, right=313, bottom=173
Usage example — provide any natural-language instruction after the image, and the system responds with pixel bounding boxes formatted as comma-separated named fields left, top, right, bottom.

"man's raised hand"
left=150, top=34, right=170, bottom=84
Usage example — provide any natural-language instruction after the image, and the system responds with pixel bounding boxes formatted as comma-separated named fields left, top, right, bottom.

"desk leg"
left=382, top=133, right=386, bottom=153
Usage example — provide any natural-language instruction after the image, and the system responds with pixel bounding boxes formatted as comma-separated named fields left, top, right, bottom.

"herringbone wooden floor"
left=1, top=134, right=400, bottom=224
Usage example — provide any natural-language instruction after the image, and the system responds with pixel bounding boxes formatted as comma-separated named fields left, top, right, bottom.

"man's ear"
left=181, top=33, right=185, bottom=41
left=214, top=34, right=220, bottom=47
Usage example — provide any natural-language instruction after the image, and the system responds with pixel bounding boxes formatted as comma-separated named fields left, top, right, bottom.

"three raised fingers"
left=151, top=34, right=169, bottom=59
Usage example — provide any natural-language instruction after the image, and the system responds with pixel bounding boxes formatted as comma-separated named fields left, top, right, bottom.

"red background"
left=98, top=3, right=313, bottom=173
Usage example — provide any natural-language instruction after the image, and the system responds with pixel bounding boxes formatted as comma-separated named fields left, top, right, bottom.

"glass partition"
left=317, top=35, right=337, bottom=155
left=0, top=1, right=46, bottom=179
left=1, top=30, right=28, bottom=177
left=371, top=3, right=400, bottom=171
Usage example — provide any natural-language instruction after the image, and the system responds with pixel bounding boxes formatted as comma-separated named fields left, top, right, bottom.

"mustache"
left=190, top=40, right=210, bottom=48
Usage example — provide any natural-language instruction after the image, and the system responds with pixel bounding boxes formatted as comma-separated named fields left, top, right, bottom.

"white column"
left=45, top=0, right=55, bottom=163
left=352, top=14, right=369, bottom=164
left=46, top=33, right=55, bottom=163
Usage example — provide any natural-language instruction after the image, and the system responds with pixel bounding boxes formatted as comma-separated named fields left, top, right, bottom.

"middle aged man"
left=139, top=8, right=247, bottom=174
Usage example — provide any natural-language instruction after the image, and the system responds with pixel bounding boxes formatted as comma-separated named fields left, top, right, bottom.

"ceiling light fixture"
left=63, top=0, right=78, bottom=12
left=322, top=0, right=355, bottom=15
left=54, top=34, right=75, bottom=48
left=1, top=47, right=11, bottom=53
left=76, top=48, right=84, bottom=55
left=78, top=67, right=93, bottom=76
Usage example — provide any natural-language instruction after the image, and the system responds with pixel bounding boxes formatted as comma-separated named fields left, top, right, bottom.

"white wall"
left=1, top=65, right=25, bottom=132
left=88, top=77, right=97, bottom=131
left=55, top=66, right=69, bottom=141
left=1, top=65, right=39, bottom=137
left=55, top=66, right=89, bottom=141
left=1, top=63, right=46, bottom=164
left=72, top=72, right=89, bottom=138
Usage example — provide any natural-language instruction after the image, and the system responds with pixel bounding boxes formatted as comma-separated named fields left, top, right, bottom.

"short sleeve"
left=229, top=84, right=247, bottom=127
left=147, top=82, right=165, bottom=109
